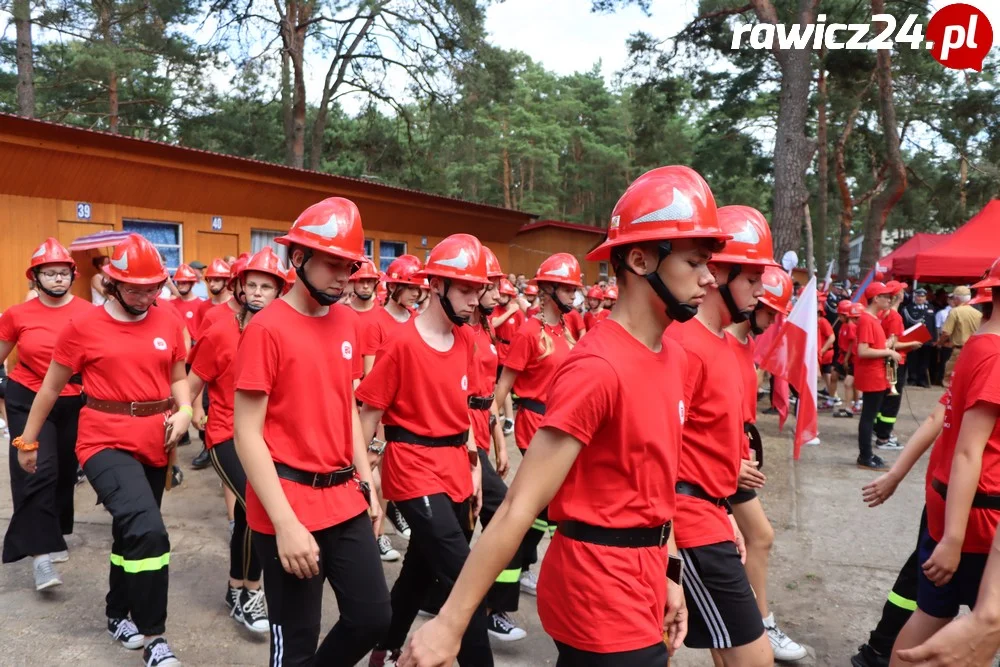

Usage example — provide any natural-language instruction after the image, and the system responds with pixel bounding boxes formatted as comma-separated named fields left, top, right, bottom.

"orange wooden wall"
left=509, top=227, right=607, bottom=285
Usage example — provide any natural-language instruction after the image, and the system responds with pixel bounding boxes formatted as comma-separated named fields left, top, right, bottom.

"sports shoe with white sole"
left=143, top=637, right=181, bottom=666
left=108, top=617, right=145, bottom=650
left=225, top=584, right=242, bottom=617
left=487, top=611, right=527, bottom=642
left=237, top=588, right=269, bottom=634
left=875, top=439, right=903, bottom=451
left=387, top=503, right=410, bottom=540
left=764, top=613, right=808, bottom=661
left=33, top=557, right=62, bottom=591
left=50, top=550, right=69, bottom=563
left=804, top=437, right=821, bottom=446
left=519, top=570, right=537, bottom=596
left=502, top=418, right=514, bottom=435
left=377, top=534, right=401, bottom=562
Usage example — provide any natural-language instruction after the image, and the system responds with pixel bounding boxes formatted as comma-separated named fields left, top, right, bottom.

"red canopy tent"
left=892, top=200, right=1000, bottom=283
left=877, top=232, right=950, bottom=275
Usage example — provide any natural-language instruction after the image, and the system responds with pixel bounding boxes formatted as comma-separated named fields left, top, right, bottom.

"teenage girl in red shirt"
left=1, top=239, right=92, bottom=591
left=491, top=277, right=523, bottom=434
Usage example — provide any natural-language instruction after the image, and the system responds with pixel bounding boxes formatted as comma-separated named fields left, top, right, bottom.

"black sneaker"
left=225, top=585, right=242, bottom=617
left=76, top=465, right=87, bottom=486
left=142, top=637, right=181, bottom=666
left=238, top=588, right=269, bottom=634
left=191, top=447, right=210, bottom=470
left=857, top=455, right=888, bottom=471
left=487, top=611, right=527, bottom=642
left=108, top=617, right=145, bottom=650
left=170, top=466, right=184, bottom=487
left=851, top=643, right=890, bottom=667
left=387, top=502, right=410, bottom=540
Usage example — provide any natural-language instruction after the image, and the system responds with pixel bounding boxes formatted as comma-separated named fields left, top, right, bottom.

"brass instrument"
left=886, top=356, right=900, bottom=396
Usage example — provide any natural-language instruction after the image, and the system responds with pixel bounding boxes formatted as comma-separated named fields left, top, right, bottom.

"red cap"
left=531, top=253, right=583, bottom=288
left=849, top=302, right=865, bottom=318
left=26, top=238, right=76, bottom=280
left=173, top=264, right=199, bottom=283
left=837, top=300, right=853, bottom=316
left=102, top=234, right=169, bottom=285
left=864, top=281, right=895, bottom=300
left=276, top=197, right=366, bottom=263
left=421, top=234, right=491, bottom=285
left=885, top=280, right=908, bottom=294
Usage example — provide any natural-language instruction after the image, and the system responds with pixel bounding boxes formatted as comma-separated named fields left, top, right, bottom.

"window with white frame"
left=364, top=238, right=374, bottom=261
left=123, top=220, right=181, bottom=273
left=599, top=261, right=609, bottom=281
left=251, top=229, right=288, bottom=263
left=379, top=240, right=406, bottom=272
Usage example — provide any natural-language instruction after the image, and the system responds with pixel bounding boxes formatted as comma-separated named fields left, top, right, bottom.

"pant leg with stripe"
left=874, top=363, right=907, bottom=441
left=209, top=439, right=261, bottom=582
left=83, top=448, right=170, bottom=635
left=478, top=448, right=522, bottom=612
left=865, top=508, right=925, bottom=655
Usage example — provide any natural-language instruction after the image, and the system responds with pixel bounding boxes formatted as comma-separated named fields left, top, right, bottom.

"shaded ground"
left=0, top=386, right=950, bottom=666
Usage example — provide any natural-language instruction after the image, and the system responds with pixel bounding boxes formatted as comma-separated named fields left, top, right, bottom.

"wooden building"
left=0, top=114, right=536, bottom=311
left=509, top=220, right=608, bottom=285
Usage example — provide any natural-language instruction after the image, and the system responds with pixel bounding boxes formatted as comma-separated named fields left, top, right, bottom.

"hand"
left=472, top=462, right=483, bottom=519
left=193, top=405, right=207, bottom=429
left=897, top=609, right=1000, bottom=665
left=730, top=514, right=747, bottom=564
left=18, top=448, right=38, bottom=474
left=862, top=471, right=900, bottom=507
left=367, top=449, right=382, bottom=470
left=274, top=518, right=321, bottom=579
left=889, top=350, right=903, bottom=363
left=922, top=537, right=962, bottom=586
left=663, top=578, right=688, bottom=655
left=399, top=616, right=462, bottom=667
left=164, top=410, right=192, bottom=450
left=737, top=458, right=766, bottom=490
left=368, top=491, right=383, bottom=537
left=496, top=444, right=510, bottom=479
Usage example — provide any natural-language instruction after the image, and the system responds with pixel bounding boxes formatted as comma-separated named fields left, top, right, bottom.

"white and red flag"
left=758, top=276, right=819, bottom=459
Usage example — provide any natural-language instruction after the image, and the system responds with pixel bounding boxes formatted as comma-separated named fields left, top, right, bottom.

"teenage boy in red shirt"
left=398, top=165, right=729, bottom=667
left=874, top=282, right=923, bottom=451
left=855, top=282, right=903, bottom=471
left=363, top=254, right=423, bottom=374
left=583, top=285, right=608, bottom=330
left=170, top=264, right=205, bottom=338
left=491, top=278, right=523, bottom=434
left=232, top=197, right=389, bottom=667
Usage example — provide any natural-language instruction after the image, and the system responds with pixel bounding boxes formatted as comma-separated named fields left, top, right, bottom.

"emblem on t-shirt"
left=678, top=400, right=686, bottom=425
left=153, top=337, right=168, bottom=351
left=185, top=311, right=194, bottom=319
left=489, top=344, right=497, bottom=356
left=341, top=341, right=353, bottom=360
left=461, top=375, right=468, bottom=391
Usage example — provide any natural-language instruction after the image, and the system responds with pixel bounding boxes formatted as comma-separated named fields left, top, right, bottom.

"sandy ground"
left=0, top=385, right=962, bottom=666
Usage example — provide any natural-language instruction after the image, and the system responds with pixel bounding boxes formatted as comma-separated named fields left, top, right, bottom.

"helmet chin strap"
left=542, top=285, right=573, bottom=314
left=718, top=265, right=753, bottom=323
left=480, top=303, right=496, bottom=316
left=109, top=282, right=156, bottom=316
left=354, top=290, right=373, bottom=301
left=33, top=268, right=73, bottom=300
left=617, top=243, right=698, bottom=323
left=749, top=302, right=766, bottom=335
left=209, top=284, right=225, bottom=296
left=294, top=249, right=341, bottom=306
left=438, top=279, right=470, bottom=326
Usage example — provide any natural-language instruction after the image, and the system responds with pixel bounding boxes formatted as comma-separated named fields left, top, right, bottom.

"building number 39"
left=76, top=202, right=92, bottom=220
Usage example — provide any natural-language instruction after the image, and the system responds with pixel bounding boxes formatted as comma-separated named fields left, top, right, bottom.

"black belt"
left=676, top=481, right=732, bottom=512
left=21, top=361, right=82, bottom=386
left=383, top=425, right=469, bottom=447
left=558, top=519, right=672, bottom=548
left=931, top=478, right=1000, bottom=510
left=514, top=397, right=546, bottom=415
left=468, top=395, right=494, bottom=411
left=274, top=463, right=355, bottom=489
left=498, top=337, right=511, bottom=345
left=745, top=422, right=763, bottom=469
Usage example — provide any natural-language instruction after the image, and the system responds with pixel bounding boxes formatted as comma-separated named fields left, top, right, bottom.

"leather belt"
left=931, top=478, right=1000, bottom=510
left=468, top=395, right=494, bottom=411
left=514, top=397, right=546, bottom=415
left=745, top=422, right=763, bottom=469
left=558, top=519, right=672, bottom=548
left=383, top=425, right=469, bottom=447
left=86, top=396, right=174, bottom=417
left=676, top=481, right=732, bottom=512
left=274, top=463, right=356, bottom=489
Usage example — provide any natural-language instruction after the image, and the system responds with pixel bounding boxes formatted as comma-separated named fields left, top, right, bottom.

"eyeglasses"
left=39, top=271, right=72, bottom=280
left=119, top=285, right=161, bottom=299
left=244, top=282, right=277, bottom=295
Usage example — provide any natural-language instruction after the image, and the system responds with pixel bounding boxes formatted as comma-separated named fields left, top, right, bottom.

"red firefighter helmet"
left=587, top=166, right=730, bottom=261
left=350, top=258, right=380, bottom=282
left=973, top=257, right=1000, bottom=289
left=586, top=285, right=605, bottom=300
left=204, top=258, right=231, bottom=279
left=971, top=287, right=993, bottom=305
left=173, top=264, right=199, bottom=283
left=227, top=253, right=251, bottom=290
left=709, top=206, right=779, bottom=268
left=26, top=238, right=77, bottom=280
left=531, top=253, right=583, bottom=288
left=275, top=197, right=366, bottom=262
left=421, top=234, right=491, bottom=285
left=605, top=285, right=619, bottom=301
left=849, top=302, right=865, bottom=318
left=282, top=265, right=297, bottom=295
left=101, top=234, right=169, bottom=285
left=239, top=247, right=286, bottom=284
left=385, top=255, right=424, bottom=286
left=759, top=266, right=794, bottom=315
left=523, top=284, right=539, bottom=297
left=837, top=300, right=853, bottom=316
left=482, top=246, right=504, bottom=279
left=499, top=278, right=518, bottom=297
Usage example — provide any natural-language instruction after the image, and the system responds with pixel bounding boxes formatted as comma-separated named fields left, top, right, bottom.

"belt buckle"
left=312, top=473, right=322, bottom=489
left=129, top=402, right=138, bottom=417
left=659, top=523, right=668, bottom=547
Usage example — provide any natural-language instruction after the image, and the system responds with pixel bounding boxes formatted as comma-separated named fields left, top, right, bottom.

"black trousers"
left=209, top=439, right=261, bottom=582
left=3, top=380, right=82, bottom=563
left=555, top=640, right=669, bottom=666
left=84, top=448, right=170, bottom=635
left=866, top=509, right=925, bottom=655
left=874, top=364, right=906, bottom=441
left=858, top=390, right=887, bottom=460
left=254, top=512, right=391, bottom=667
left=379, top=493, right=493, bottom=666
left=931, top=348, right=952, bottom=386
left=478, top=448, right=522, bottom=612
left=907, top=346, right=931, bottom=386
left=517, top=447, right=552, bottom=570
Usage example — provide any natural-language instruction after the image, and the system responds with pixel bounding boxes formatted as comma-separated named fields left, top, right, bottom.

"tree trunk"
left=815, top=50, right=828, bottom=275
left=835, top=105, right=860, bottom=280
left=501, top=120, right=512, bottom=208
left=99, top=1, right=118, bottom=133
left=280, top=0, right=310, bottom=169
left=750, top=0, right=817, bottom=259
left=13, top=0, right=34, bottom=118
left=803, top=202, right=815, bottom=277
left=282, top=47, right=294, bottom=166
left=860, top=1, right=907, bottom=277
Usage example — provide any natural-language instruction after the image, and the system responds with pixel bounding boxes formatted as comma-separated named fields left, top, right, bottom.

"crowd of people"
left=1, top=164, right=999, bottom=667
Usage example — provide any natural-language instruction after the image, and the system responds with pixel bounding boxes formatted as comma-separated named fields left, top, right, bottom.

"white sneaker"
left=876, top=439, right=904, bottom=451
left=764, top=613, right=807, bottom=661
left=377, top=534, right=401, bottom=562
left=50, top=550, right=69, bottom=563
left=804, top=437, right=821, bottom=446
left=519, top=571, right=538, bottom=596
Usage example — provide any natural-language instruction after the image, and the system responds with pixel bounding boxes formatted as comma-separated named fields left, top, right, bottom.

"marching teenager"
left=724, top=259, right=808, bottom=661
left=357, top=233, right=493, bottom=667
left=874, top=282, right=922, bottom=451
left=563, top=302, right=587, bottom=340
left=233, top=197, right=390, bottom=667
left=888, top=263, right=1000, bottom=666
left=491, top=277, right=523, bottom=435
left=1, top=238, right=93, bottom=590
left=665, top=204, right=774, bottom=667
left=817, top=296, right=837, bottom=406
left=195, top=258, right=234, bottom=323
left=188, top=247, right=286, bottom=636
left=603, top=284, right=618, bottom=309
left=583, top=285, right=608, bottom=330
left=169, top=264, right=204, bottom=339
left=855, top=282, right=903, bottom=472
left=398, top=165, right=729, bottom=667
left=494, top=251, right=582, bottom=594
left=14, top=233, right=191, bottom=667
left=523, top=284, right=540, bottom=318
left=832, top=300, right=859, bottom=417
left=193, top=254, right=247, bottom=345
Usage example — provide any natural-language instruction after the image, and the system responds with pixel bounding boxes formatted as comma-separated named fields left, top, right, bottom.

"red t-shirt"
left=468, top=321, right=499, bottom=452
left=350, top=304, right=384, bottom=361
left=564, top=309, right=586, bottom=340
left=583, top=309, right=609, bottom=330
left=927, top=334, right=1000, bottom=553
left=188, top=301, right=240, bottom=364
left=171, top=297, right=204, bottom=338
left=234, top=299, right=367, bottom=534
left=494, top=309, right=524, bottom=364
left=526, top=305, right=540, bottom=318
left=505, top=317, right=572, bottom=450
left=361, top=305, right=411, bottom=358
left=537, top=321, right=687, bottom=653
left=818, top=317, right=835, bottom=365
left=881, top=309, right=907, bottom=364
left=727, top=330, right=758, bottom=461
left=356, top=319, right=475, bottom=503
left=665, top=318, right=744, bottom=549
left=854, top=311, right=890, bottom=393
left=189, top=316, right=239, bottom=448
left=0, top=296, right=93, bottom=396
left=837, top=320, right=857, bottom=362
left=53, top=305, right=186, bottom=467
